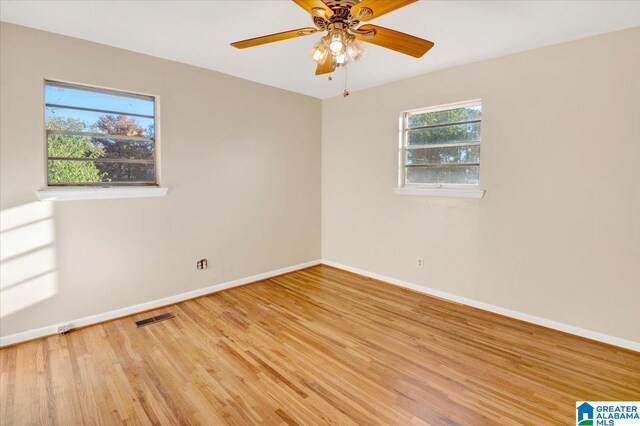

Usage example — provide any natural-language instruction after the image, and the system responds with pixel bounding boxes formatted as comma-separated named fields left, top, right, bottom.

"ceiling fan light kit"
left=231, top=0, right=434, bottom=94
left=311, top=26, right=369, bottom=69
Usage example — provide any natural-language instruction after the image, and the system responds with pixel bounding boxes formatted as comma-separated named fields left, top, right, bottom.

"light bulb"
left=311, top=48, right=323, bottom=62
left=332, top=53, right=347, bottom=68
left=310, top=38, right=329, bottom=63
left=328, top=31, right=345, bottom=55
left=329, top=40, right=344, bottom=54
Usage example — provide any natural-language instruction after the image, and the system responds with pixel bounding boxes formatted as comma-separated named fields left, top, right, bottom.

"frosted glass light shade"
left=328, top=31, right=346, bottom=55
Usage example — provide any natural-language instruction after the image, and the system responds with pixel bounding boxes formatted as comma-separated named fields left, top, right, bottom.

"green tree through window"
left=45, top=81, right=156, bottom=185
left=46, top=116, right=106, bottom=183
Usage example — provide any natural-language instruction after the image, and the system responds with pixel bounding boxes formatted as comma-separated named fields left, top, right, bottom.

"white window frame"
left=37, top=79, right=167, bottom=201
left=395, top=99, right=485, bottom=199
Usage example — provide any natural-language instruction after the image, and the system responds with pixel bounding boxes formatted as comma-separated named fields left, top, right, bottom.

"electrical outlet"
left=196, top=259, right=208, bottom=270
left=57, top=323, right=72, bottom=334
left=417, top=257, right=424, bottom=269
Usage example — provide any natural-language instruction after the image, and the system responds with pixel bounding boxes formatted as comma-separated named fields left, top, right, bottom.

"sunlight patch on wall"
left=1, top=219, right=55, bottom=261
left=0, top=201, right=52, bottom=230
left=1, top=272, right=57, bottom=317
left=0, top=202, right=57, bottom=319
left=1, top=246, right=56, bottom=288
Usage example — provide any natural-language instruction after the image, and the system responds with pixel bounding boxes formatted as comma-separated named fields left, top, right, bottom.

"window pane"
left=406, top=145, right=480, bottom=166
left=45, top=82, right=157, bottom=186
left=96, top=162, right=155, bottom=183
left=48, top=160, right=103, bottom=184
left=406, top=166, right=479, bottom=185
left=408, top=105, right=481, bottom=128
left=47, top=134, right=154, bottom=160
left=46, top=107, right=154, bottom=137
left=45, top=83, right=153, bottom=116
left=48, top=160, right=154, bottom=184
left=407, top=122, right=480, bottom=147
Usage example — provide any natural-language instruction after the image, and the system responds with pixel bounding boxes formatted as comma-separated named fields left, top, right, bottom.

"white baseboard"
left=4, top=258, right=637, bottom=352
left=0, top=259, right=321, bottom=348
left=322, top=260, right=640, bottom=352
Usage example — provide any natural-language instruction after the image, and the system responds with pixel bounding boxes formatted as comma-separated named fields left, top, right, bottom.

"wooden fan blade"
left=315, top=55, right=335, bottom=75
left=350, top=0, right=417, bottom=21
left=292, top=0, right=333, bottom=18
left=355, top=24, right=434, bottom=58
left=231, top=27, right=317, bottom=49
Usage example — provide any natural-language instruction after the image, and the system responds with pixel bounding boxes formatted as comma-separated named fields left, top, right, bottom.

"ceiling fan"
left=230, top=0, right=434, bottom=77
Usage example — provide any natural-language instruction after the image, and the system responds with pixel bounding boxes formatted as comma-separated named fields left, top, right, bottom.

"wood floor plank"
left=1, top=265, right=638, bottom=425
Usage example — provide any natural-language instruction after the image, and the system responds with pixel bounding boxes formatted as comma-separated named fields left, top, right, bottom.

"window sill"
left=36, top=186, right=168, bottom=201
left=394, top=186, right=485, bottom=199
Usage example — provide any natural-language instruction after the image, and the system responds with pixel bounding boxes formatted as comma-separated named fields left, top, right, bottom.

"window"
left=398, top=100, right=481, bottom=189
left=45, top=81, right=157, bottom=186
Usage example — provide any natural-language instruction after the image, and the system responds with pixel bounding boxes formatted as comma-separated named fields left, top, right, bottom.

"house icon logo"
left=577, top=402, right=594, bottom=425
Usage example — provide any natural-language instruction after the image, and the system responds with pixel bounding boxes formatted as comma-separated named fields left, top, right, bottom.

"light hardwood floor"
left=1, top=265, right=639, bottom=425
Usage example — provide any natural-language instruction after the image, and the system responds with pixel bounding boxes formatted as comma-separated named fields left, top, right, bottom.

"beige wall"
left=2, top=22, right=638, bottom=344
left=322, top=27, right=640, bottom=342
left=0, top=23, right=322, bottom=337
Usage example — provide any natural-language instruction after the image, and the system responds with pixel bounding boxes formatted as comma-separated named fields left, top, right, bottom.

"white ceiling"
left=1, top=1, right=639, bottom=99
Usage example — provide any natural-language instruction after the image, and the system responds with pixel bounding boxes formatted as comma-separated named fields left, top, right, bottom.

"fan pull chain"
left=343, top=65, right=350, bottom=97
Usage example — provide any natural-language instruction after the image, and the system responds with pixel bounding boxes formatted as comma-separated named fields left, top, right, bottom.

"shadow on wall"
left=0, top=202, right=58, bottom=319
